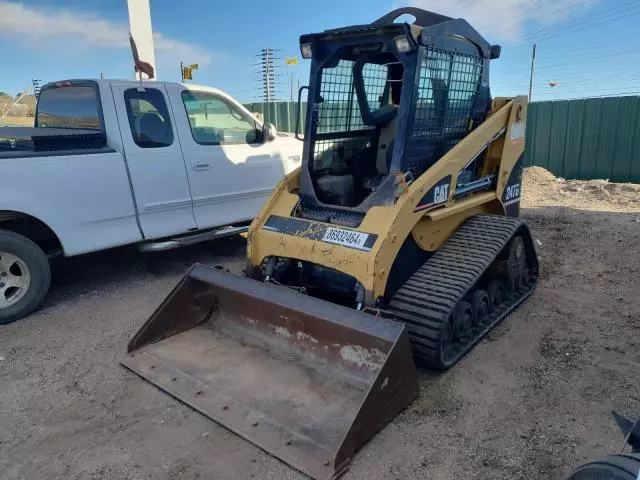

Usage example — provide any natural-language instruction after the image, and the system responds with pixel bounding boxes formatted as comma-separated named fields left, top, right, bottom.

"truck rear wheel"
left=0, top=230, right=51, bottom=325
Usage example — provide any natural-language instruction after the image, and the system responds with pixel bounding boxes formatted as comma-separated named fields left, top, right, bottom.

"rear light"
left=55, top=81, right=73, bottom=87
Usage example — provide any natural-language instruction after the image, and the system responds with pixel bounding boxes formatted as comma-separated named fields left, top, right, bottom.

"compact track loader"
left=123, top=7, right=538, bottom=480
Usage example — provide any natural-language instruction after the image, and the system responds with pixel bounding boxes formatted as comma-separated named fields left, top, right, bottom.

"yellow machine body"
left=247, top=97, right=527, bottom=305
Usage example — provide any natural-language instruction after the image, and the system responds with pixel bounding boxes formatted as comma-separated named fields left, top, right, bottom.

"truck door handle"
left=193, top=161, right=212, bottom=171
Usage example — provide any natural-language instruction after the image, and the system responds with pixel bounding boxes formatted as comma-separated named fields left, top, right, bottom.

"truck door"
left=165, top=85, right=285, bottom=229
left=110, top=82, right=197, bottom=239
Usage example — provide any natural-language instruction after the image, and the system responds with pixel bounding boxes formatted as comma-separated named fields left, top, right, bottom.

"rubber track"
left=387, top=215, right=539, bottom=369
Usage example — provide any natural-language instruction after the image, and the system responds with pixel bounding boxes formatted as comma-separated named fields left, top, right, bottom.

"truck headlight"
left=300, top=43, right=313, bottom=59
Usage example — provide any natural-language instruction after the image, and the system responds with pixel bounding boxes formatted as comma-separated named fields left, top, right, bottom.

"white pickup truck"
left=0, top=79, right=302, bottom=324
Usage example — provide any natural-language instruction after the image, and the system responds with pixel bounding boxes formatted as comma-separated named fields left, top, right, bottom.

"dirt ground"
left=0, top=116, right=34, bottom=127
left=1, top=168, right=639, bottom=480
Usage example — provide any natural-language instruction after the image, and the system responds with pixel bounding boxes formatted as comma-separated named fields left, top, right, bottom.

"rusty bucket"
left=122, top=264, right=418, bottom=480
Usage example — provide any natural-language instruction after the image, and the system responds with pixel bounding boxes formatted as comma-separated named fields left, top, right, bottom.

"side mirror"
left=263, top=123, right=277, bottom=142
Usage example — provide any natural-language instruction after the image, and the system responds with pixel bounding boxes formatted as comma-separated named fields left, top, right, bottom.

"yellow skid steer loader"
left=123, top=8, right=538, bottom=480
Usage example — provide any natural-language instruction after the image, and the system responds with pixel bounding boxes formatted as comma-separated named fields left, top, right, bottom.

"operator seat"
left=373, top=104, right=399, bottom=175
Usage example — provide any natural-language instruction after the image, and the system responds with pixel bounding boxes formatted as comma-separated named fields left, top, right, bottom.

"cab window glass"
left=124, top=88, right=174, bottom=148
left=182, top=90, right=260, bottom=145
left=36, top=85, right=101, bottom=130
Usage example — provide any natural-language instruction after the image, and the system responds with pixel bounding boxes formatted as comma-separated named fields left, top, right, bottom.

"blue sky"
left=0, top=0, right=639, bottom=102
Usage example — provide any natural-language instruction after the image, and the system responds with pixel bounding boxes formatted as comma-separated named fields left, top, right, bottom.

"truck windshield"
left=36, top=85, right=101, bottom=130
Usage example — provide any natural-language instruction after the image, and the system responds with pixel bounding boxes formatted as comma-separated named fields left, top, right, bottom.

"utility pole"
left=528, top=43, right=536, bottom=102
left=290, top=74, right=294, bottom=102
left=253, top=48, right=283, bottom=125
left=265, top=55, right=271, bottom=104
left=180, top=61, right=184, bottom=82
left=253, top=48, right=281, bottom=103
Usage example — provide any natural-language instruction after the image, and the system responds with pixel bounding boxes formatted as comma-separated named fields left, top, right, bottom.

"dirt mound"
left=17, top=94, right=36, bottom=106
left=0, top=103, right=29, bottom=116
left=523, top=166, right=557, bottom=184
left=522, top=167, right=640, bottom=212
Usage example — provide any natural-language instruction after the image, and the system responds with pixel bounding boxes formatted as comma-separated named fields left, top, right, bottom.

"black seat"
left=370, top=104, right=398, bottom=127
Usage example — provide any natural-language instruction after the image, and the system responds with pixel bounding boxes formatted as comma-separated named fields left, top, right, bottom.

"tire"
left=0, top=230, right=51, bottom=325
left=568, top=454, right=640, bottom=479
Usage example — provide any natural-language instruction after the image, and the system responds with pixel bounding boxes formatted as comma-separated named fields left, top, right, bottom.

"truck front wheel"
left=0, top=230, right=51, bottom=325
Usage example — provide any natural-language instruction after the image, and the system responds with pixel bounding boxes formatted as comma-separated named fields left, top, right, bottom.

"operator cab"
left=297, top=8, right=499, bottom=226
left=311, top=51, right=404, bottom=207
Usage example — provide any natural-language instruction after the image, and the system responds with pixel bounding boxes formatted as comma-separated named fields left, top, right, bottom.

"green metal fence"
left=247, top=96, right=640, bottom=183
left=244, top=102, right=307, bottom=135
left=525, top=96, right=640, bottom=183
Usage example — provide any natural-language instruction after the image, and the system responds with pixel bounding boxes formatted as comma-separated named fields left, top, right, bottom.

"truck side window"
left=181, top=90, right=261, bottom=145
left=124, top=88, right=174, bottom=148
left=36, top=85, right=101, bottom=130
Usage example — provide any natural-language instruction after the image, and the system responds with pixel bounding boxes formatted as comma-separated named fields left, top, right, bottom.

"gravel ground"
left=1, top=173, right=639, bottom=480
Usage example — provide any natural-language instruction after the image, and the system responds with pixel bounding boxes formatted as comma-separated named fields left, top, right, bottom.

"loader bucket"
left=122, top=263, right=418, bottom=480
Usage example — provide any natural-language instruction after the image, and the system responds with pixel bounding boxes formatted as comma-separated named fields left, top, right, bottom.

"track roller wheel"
left=471, top=290, right=489, bottom=327
left=439, top=320, right=455, bottom=366
left=487, top=280, right=505, bottom=313
left=387, top=215, right=539, bottom=370
left=453, top=301, right=472, bottom=340
left=519, top=267, right=531, bottom=291
left=507, top=235, right=526, bottom=292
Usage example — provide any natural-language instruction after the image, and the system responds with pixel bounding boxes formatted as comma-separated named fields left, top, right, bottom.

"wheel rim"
left=0, top=252, right=31, bottom=309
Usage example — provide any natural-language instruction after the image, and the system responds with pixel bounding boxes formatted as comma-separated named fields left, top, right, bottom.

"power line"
left=501, top=0, right=597, bottom=32
left=535, top=93, right=640, bottom=100
left=504, top=78, right=640, bottom=91
left=525, top=34, right=640, bottom=57
left=531, top=76, right=640, bottom=88
left=535, top=86, right=640, bottom=96
left=509, top=0, right=639, bottom=44
left=496, top=61, right=640, bottom=78
left=487, top=0, right=599, bottom=41
left=505, top=0, right=640, bottom=45
left=533, top=48, right=640, bottom=70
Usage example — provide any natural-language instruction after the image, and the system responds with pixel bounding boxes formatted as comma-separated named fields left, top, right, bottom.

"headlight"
left=300, top=43, right=313, bottom=59
left=394, top=36, right=412, bottom=53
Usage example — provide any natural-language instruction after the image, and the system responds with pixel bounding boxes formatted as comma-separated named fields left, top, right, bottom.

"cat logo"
left=434, top=184, right=449, bottom=204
